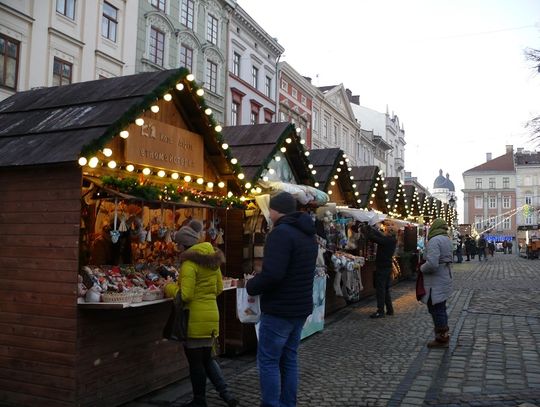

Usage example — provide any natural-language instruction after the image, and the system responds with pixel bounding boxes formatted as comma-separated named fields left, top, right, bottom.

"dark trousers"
left=184, top=346, right=230, bottom=406
left=427, top=297, right=448, bottom=328
left=374, top=268, right=393, bottom=313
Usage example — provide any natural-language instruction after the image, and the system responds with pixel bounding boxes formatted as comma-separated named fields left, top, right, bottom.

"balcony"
left=395, top=156, right=404, bottom=171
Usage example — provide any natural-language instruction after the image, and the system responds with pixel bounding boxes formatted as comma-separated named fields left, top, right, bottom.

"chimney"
left=486, top=153, right=492, bottom=161
left=345, top=88, right=352, bottom=101
left=351, top=95, right=360, bottom=105
left=303, top=76, right=312, bottom=83
left=506, top=145, right=513, bottom=154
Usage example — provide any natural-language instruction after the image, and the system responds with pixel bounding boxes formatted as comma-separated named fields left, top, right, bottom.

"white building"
left=227, top=4, right=283, bottom=126
left=515, top=148, right=540, bottom=234
left=349, top=101, right=406, bottom=179
left=0, top=0, right=137, bottom=101
left=312, top=84, right=360, bottom=165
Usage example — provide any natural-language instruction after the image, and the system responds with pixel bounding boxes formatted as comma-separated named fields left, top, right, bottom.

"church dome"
left=445, top=173, right=455, bottom=192
left=433, top=169, right=447, bottom=189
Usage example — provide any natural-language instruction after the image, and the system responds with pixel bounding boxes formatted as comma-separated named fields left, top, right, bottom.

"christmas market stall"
left=0, top=69, right=250, bottom=407
left=221, top=122, right=330, bottom=339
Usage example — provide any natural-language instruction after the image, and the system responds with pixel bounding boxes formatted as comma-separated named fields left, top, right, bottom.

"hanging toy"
left=158, top=204, right=167, bottom=238
left=110, top=197, right=120, bottom=244
left=118, top=212, right=128, bottom=232
left=208, top=212, right=218, bottom=242
left=216, top=228, right=224, bottom=245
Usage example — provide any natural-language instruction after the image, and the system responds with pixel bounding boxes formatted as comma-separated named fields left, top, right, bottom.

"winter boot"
left=427, top=326, right=449, bottom=348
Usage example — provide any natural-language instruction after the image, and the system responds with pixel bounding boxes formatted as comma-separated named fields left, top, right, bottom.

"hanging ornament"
left=110, top=197, right=120, bottom=243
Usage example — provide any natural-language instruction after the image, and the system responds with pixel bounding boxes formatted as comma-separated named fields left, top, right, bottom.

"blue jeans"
left=427, top=297, right=448, bottom=328
left=257, top=313, right=306, bottom=407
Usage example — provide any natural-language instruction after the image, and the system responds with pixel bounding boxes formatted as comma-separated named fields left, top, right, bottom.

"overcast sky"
left=238, top=0, right=540, bottom=220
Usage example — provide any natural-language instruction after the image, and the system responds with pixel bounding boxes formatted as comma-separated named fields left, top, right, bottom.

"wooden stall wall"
left=0, top=163, right=81, bottom=407
left=76, top=305, right=187, bottom=407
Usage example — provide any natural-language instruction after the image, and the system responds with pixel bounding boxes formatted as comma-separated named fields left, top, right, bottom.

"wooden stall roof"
left=384, top=176, right=407, bottom=219
left=403, top=184, right=421, bottom=217
left=308, top=148, right=357, bottom=207
left=220, top=122, right=315, bottom=186
left=350, top=165, right=387, bottom=211
left=0, top=68, right=237, bottom=182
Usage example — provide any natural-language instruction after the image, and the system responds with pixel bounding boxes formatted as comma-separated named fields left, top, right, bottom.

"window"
left=279, top=112, right=287, bottom=121
left=526, top=214, right=533, bottom=225
left=280, top=79, right=287, bottom=91
left=323, top=118, right=328, bottom=139
left=231, top=102, right=239, bottom=125
left=180, top=0, right=194, bottom=29
left=251, top=66, right=258, bottom=88
left=489, top=178, right=495, bottom=189
left=149, top=27, right=165, bottom=66
left=264, top=108, right=273, bottom=123
left=333, top=124, right=338, bottom=143
left=207, top=14, right=218, bottom=45
left=503, top=177, right=509, bottom=188
left=205, top=60, right=217, bottom=93
left=232, top=52, right=240, bottom=76
left=475, top=178, right=482, bottom=189
left=313, top=109, right=319, bottom=132
left=525, top=176, right=532, bottom=186
left=474, top=196, right=483, bottom=209
left=265, top=76, right=272, bottom=98
left=52, top=57, right=72, bottom=86
left=525, top=195, right=533, bottom=205
left=475, top=215, right=482, bottom=230
left=250, top=111, right=258, bottom=125
left=503, top=196, right=510, bottom=209
left=488, top=196, right=496, bottom=209
left=102, top=2, right=118, bottom=42
left=503, top=217, right=511, bottom=230
left=0, top=34, right=19, bottom=90
left=343, top=128, right=349, bottom=152
left=301, top=95, right=307, bottom=106
left=56, top=0, right=75, bottom=19
left=180, top=44, right=193, bottom=71
left=291, top=88, right=297, bottom=98
left=151, top=0, right=166, bottom=12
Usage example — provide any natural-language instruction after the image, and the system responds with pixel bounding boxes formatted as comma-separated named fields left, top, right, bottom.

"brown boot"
left=427, top=326, right=449, bottom=348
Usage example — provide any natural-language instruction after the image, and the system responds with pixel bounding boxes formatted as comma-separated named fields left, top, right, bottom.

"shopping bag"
left=415, top=270, right=426, bottom=301
left=236, top=287, right=261, bottom=323
left=163, top=292, right=189, bottom=342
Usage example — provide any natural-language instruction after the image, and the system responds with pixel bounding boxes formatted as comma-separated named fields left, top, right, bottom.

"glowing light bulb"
left=285, top=138, right=292, bottom=143
left=269, top=169, right=275, bottom=174
left=221, top=143, right=229, bottom=150
left=312, top=170, right=317, bottom=174
left=304, top=151, right=310, bottom=156
left=158, top=170, right=166, bottom=177
left=186, top=74, right=195, bottom=81
left=88, top=157, right=99, bottom=168
left=204, top=108, right=212, bottom=115
left=218, top=181, right=225, bottom=188
left=308, top=164, right=313, bottom=169
left=328, top=190, right=333, bottom=195
left=107, top=160, right=117, bottom=169
left=333, top=174, right=338, bottom=179
left=103, top=148, right=113, bottom=157
left=78, top=157, right=87, bottom=166
left=245, top=182, right=252, bottom=189
left=231, top=158, right=238, bottom=165
left=120, top=130, right=129, bottom=139
left=275, top=156, right=281, bottom=162
left=184, top=175, right=192, bottom=182
left=280, top=147, right=286, bottom=153
left=142, top=168, right=151, bottom=175
left=215, top=125, right=222, bottom=132
left=135, top=118, right=144, bottom=126
left=196, top=89, right=204, bottom=96
left=262, top=176, right=269, bottom=182
left=196, top=178, right=204, bottom=185
left=163, top=93, right=172, bottom=101
left=296, top=127, right=301, bottom=133
left=238, top=173, right=245, bottom=180
left=176, top=83, right=184, bottom=90
left=126, top=164, right=135, bottom=172
left=171, top=172, right=179, bottom=180
left=207, top=182, right=214, bottom=188
left=150, top=105, right=159, bottom=113
left=300, top=139, right=305, bottom=144
left=227, top=191, right=233, bottom=198
left=314, top=182, right=319, bottom=187
left=331, top=181, right=335, bottom=186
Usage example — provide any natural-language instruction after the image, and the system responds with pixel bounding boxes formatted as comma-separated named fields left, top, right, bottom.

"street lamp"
left=448, top=195, right=456, bottom=228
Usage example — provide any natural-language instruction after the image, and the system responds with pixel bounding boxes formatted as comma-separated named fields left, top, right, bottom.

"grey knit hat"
left=269, top=192, right=297, bottom=215
left=174, top=220, right=203, bottom=247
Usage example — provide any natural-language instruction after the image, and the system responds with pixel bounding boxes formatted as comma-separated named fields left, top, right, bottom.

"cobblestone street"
left=127, top=254, right=540, bottom=407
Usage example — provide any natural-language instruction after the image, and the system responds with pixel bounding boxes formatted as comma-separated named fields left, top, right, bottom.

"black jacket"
left=246, top=212, right=318, bottom=318
left=366, top=226, right=397, bottom=270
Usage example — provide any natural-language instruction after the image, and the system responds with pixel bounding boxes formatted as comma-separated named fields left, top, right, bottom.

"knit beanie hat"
left=174, top=219, right=203, bottom=247
left=428, top=218, right=449, bottom=240
left=269, top=192, right=297, bottom=215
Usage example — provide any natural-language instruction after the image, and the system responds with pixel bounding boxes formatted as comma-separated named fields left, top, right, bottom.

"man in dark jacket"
left=364, top=222, right=397, bottom=319
left=246, top=191, right=317, bottom=407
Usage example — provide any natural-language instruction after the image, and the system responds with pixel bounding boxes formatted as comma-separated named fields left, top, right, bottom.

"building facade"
left=462, top=145, right=516, bottom=237
left=0, top=0, right=137, bottom=101
left=515, top=148, right=540, bottom=241
left=134, top=0, right=236, bottom=124
left=226, top=5, right=283, bottom=126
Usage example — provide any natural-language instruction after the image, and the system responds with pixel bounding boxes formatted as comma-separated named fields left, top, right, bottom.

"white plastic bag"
left=236, top=287, right=261, bottom=323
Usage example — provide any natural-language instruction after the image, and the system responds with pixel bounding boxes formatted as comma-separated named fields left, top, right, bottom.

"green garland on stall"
left=101, top=176, right=246, bottom=209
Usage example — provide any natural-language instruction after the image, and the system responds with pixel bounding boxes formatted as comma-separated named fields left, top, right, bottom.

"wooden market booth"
left=0, top=69, right=251, bottom=407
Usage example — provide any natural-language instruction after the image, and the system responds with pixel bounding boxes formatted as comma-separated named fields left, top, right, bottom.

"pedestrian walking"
left=165, top=220, right=239, bottom=407
left=477, top=234, right=487, bottom=261
left=464, top=235, right=473, bottom=261
left=508, top=239, right=513, bottom=254
left=419, top=218, right=453, bottom=348
left=364, top=221, right=398, bottom=318
left=246, top=192, right=318, bottom=407
left=455, top=235, right=463, bottom=263
left=488, top=240, right=496, bottom=257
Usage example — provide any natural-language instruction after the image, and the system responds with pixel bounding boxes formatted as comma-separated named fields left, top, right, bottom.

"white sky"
left=238, top=0, right=540, bottom=221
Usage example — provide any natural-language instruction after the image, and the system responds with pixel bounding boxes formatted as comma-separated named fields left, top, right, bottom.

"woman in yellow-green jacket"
left=164, top=220, right=238, bottom=407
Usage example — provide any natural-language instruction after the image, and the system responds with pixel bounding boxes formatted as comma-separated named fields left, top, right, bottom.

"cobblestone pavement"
left=126, top=254, right=540, bottom=407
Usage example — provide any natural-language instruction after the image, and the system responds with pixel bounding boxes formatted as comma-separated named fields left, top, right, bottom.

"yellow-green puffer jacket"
left=164, top=242, right=225, bottom=338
